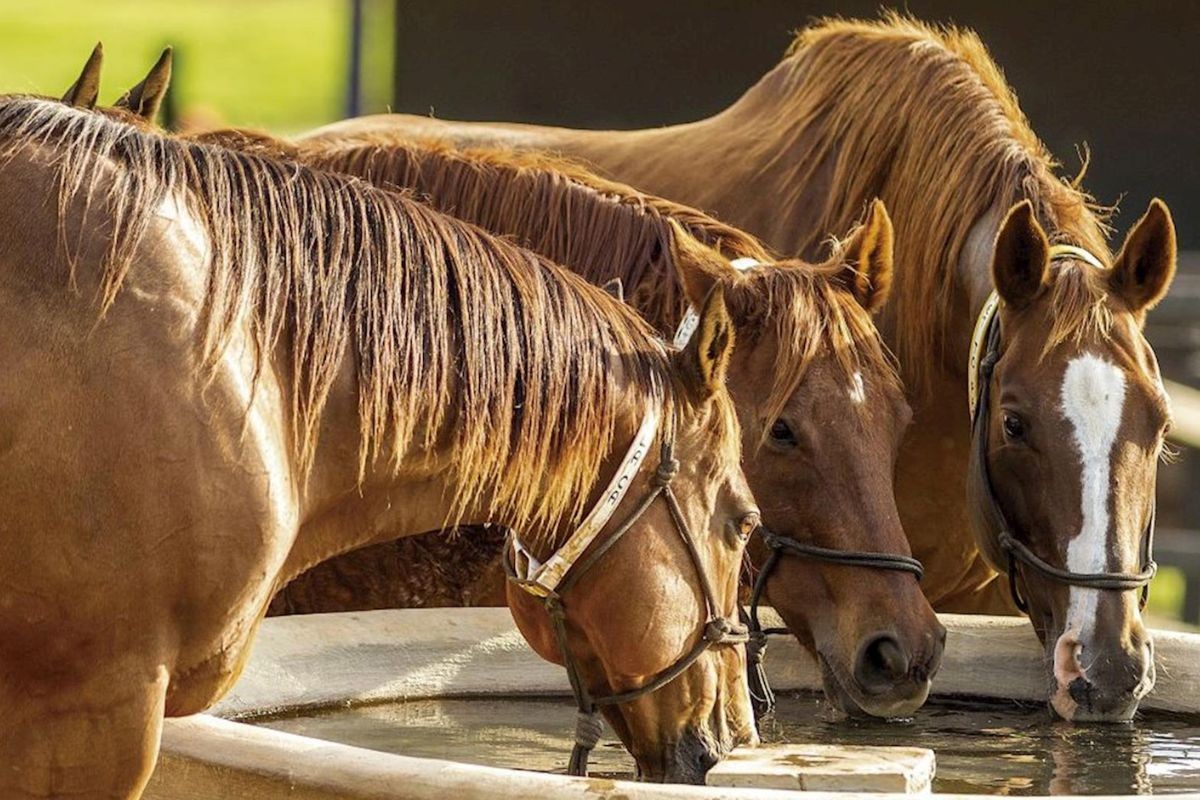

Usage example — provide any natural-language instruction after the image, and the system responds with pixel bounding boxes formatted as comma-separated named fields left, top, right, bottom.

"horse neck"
left=286, top=361, right=656, bottom=587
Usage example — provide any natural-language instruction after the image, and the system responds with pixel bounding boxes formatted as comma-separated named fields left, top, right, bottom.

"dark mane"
left=0, top=97, right=708, bottom=538
left=769, top=14, right=1111, bottom=386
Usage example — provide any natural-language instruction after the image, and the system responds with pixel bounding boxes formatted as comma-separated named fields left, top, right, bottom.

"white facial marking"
left=849, top=371, right=866, bottom=405
left=1059, top=354, right=1127, bottom=642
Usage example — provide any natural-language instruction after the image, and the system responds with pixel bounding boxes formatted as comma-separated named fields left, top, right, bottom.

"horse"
left=0, top=87, right=758, bottom=797
left=309, top=14, right=1179, bottom=722
left=179, top=127, right=943, bottom=719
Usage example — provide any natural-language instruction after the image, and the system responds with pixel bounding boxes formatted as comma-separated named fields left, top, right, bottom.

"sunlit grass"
left=1145, top=566, right=1199, bottom=631
left=0, top=0, right=392, bottom=132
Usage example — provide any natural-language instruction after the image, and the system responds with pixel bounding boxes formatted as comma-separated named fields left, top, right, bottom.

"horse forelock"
left=762, top=14, right=1111, bottom=392
left=1043, top=262, right=1116, bottom=357
left=0, top=96, right=686, bottom=543
left=729, top=254, right=901, bottom=444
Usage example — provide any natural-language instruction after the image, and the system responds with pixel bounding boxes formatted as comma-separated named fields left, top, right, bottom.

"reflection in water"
left=257, top=693, right=1200, bottom=794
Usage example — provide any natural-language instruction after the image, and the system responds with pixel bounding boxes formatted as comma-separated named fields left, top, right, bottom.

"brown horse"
left=184, top=128, right=943, bottom=719
left=311, top=14, right=1178, bottom=721
left=0, top=92, right=760, bottom=796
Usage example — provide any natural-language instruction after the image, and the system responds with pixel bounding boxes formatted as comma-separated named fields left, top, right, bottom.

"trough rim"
left=144, top=608, right=1200, bottom=800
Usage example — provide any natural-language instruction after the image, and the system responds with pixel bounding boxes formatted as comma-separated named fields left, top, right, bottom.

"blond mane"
left=0, top=97, right=708, bottom=540
left=768, top=14, right=1112, bottom=387
left=231, top=133, right=896, bottom=437
left=293, top=135, right=772, bottom=329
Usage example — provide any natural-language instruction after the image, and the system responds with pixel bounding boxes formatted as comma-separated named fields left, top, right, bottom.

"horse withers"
left=0, top=86, right=757, bottom=798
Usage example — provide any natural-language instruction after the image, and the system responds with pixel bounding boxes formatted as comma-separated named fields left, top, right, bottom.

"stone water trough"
left=143, top=609, right=1200, bottom=800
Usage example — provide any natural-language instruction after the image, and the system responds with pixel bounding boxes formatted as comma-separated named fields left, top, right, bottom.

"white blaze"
left=1059, top=354, right=1127, bottom=642
left=849, top=371, right=866, bottom=405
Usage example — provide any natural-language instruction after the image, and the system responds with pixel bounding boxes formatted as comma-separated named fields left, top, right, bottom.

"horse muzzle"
left=1050, top=628, right=1155, bottom=722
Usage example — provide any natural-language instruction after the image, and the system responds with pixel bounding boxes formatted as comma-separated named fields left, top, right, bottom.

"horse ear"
left=115, top=47, right=173, bottom=121
left=1110, top=198, right=1176, bottom=313
left=991, top=200, right=1049, bottom=310
left=681, top=284, right=736, bottom=399
left=600, top=277, right=625, bottom=302
left=62, top=42, right=103, bottom=109
left=668, top=219, right=734, bottom=309
left=837, top=198, right=894, bottom=314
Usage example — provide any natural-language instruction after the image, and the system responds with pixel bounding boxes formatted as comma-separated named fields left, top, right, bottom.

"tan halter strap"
left=966, top=243, right=1106, bottom=418
left=507, top=403, right=660, bottom=598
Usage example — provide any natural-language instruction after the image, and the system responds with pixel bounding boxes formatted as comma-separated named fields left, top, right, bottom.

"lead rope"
left=543, top=596, right=604, bottom=776
left=565, top=443, right=680, bottom=777
left=744, top=547, right=782, bottom=717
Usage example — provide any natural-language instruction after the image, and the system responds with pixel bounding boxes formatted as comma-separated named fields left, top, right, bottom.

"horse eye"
left=736, top=511, right=761, bottom=540
left=1002, top=412, right=1025, bottom=440
left=769, top=419, right=797, bottom=446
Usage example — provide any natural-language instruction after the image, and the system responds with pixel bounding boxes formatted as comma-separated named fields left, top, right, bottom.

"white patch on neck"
left=849, top=371, right=866, bottom=404
left=1060, top=354, right=1127, bottom=639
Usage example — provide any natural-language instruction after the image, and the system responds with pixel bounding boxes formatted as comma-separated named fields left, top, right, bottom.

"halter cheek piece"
left=676, top=257, right=926, bottom=719
left=968, top=243, right=1157, bottom=614
left=504, top=403, right=748, bottom=778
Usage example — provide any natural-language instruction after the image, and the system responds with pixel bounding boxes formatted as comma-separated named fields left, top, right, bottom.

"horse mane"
left=766, top=13, right=1112, bottom=388
left=291, top=135, right=774, bottom=331
left=208, top=132, right=896, bottom=437
left=0, top=97, right=715, bottom=541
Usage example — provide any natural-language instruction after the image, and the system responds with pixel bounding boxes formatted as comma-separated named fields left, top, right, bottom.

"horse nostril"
left=1068, top=676, right=1095, bottom=708
left=855, top=633, right=910, bottom=694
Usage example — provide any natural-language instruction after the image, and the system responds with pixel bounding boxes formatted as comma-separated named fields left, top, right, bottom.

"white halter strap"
left=966, top=244, right=1106, bottom=418
left=672, top=257, right=761, bottom=348
left=509, top=403, right=661, bottom=597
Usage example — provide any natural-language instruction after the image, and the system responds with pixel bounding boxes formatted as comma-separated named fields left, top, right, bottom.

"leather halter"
left=743, top=526, right=924, bottom=717
left=968, top=244, right=1157, bottom=614
left=504, top=406, right=748, bottom=777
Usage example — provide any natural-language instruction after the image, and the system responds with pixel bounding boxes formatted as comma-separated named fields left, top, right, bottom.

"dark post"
left=346, top=0, right=364, bottom=118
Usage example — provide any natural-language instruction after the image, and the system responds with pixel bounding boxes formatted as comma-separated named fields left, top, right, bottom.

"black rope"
left=757, top=527, right=924, bottom=579
left=742, top=527, right=923, bottom=718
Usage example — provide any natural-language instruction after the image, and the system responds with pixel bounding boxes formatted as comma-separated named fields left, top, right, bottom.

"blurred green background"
left=0, top=0, right=392, bottom=132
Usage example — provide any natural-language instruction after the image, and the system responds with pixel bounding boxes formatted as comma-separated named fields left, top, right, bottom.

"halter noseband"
left=968, top=243, right=1157, bottom=614
left=742, top=526, right=924, bottom=717
left=504, top=405, right=748, bottom=777
left=674, top=255, right=927, bottom=718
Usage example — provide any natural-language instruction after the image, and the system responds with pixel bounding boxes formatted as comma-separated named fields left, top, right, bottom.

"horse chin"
left=817, top=653, right=927, bottom=721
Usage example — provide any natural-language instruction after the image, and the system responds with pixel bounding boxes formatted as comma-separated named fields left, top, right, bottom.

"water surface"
left=258, top=693, right=1200, bottom=794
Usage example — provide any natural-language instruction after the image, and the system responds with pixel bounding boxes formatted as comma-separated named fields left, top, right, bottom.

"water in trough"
left=257, top=692, right=1200, bottom=795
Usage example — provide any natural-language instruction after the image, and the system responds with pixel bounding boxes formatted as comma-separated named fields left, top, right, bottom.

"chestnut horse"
left=311, top=14, right=1178, bottom=721
left=0, top=92, right=759, bottom=796
left=190, top=130, right=942, bottom=719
